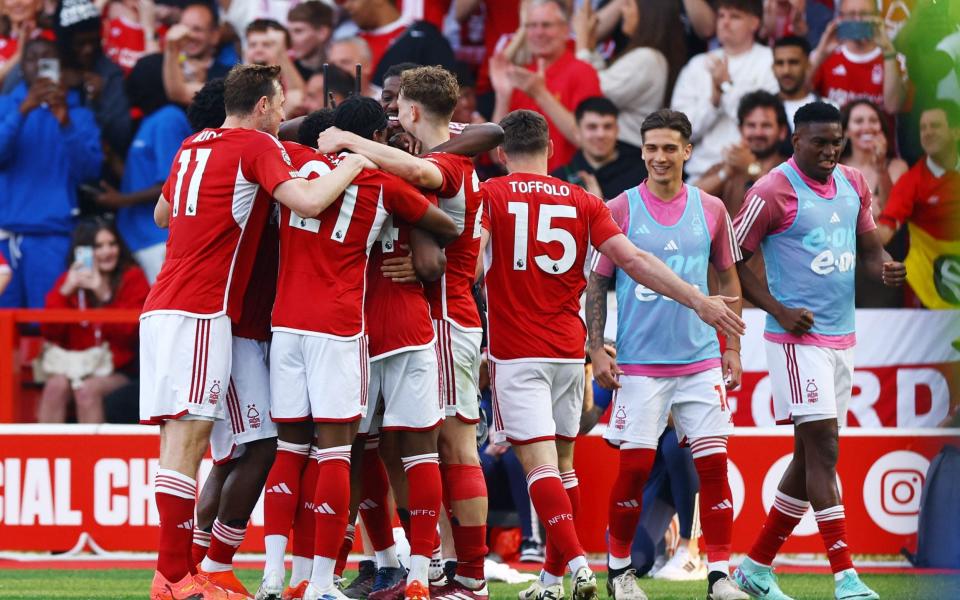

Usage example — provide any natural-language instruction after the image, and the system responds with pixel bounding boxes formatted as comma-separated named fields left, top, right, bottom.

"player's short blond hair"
left=399, top=66, right=459, bottom=121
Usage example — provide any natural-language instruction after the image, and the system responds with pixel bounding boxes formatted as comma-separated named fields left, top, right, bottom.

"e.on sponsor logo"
left=0, top=458, right=160, bottom=527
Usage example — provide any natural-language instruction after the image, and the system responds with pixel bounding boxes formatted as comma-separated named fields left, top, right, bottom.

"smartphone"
left=74, top=246, right=94, bottom=272
left=836, top=20, right=874, bottom=42
left=37, top=58, right=60, bottom=84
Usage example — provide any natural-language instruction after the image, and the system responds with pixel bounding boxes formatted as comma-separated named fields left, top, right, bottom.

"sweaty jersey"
left=271, top=143, right=432, bottom=339
left=422, top=151, right=483, bottom=331
left=232, top=202, right=279, bottom=342
left=365, top=217, right=436, bottom=359
left=144, top=127, right=299, bottom=319
left=481, top=173, right=621, bottom=362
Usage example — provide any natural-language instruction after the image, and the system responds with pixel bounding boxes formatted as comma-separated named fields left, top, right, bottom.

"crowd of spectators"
left=0, top=0, right=956, bottom=403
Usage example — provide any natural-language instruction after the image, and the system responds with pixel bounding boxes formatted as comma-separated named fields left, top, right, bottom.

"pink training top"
left=735, top=158, right=877, bottom=349
left=594, top=182, right=739, bottom=376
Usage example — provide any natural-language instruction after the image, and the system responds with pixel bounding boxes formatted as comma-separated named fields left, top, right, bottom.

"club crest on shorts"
left=208, top=380, right=222, bottom=405
left=805, top=379, right=819, bottom=404
left=247, top=404, right=262, bottom=429
left=614, top=406, right=627, bottom=430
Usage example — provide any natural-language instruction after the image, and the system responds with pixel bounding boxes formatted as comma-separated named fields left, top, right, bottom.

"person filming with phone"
left=809, top=0, right=906, bottom=115
left=0, top=37, right=103, bottom=309
left=36, top=218, right=149, bottom=423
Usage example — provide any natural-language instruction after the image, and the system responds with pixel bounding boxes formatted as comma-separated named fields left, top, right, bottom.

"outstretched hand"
left=694, top=295, right=746, bottom=338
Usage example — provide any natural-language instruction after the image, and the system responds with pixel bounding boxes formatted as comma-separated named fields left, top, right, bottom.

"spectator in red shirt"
left=809, top=0, right=905, bottom=114
left=37, top=218, right=150, bottom=423
left=489, top=0, right=602, bottom=172
left=0, top=0, right=41, bottom=87
left=878, top=103, right=960, bottom=309
left=101, top=0, right=160, bottom=76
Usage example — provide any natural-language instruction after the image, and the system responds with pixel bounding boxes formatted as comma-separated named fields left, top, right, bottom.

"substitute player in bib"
left=260, top=95, right=459, bottom=600
left=730, top=102, right=905, bottom=600
left=586, top=109, right=748, bottom=600
left=480, top=110, right=745, bottom=600
left=318, top=66, right=491, bottom=600
left=141, top=64, right=370, bottom=600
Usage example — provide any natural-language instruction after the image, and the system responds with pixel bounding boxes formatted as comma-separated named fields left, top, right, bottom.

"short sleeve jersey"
left=422, top=151, right=484, bottom=331
left=272, top=143, right=432, bottom=339
left=812, top=46, right=887, bottom=111
left=481, top=173, right=622, bottom=362
left=232, top=202, right=280, bottom=342
left=144, top=127, right=299, bottom=319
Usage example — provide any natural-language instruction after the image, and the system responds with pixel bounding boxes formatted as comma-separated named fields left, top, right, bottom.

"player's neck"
left=419, top=123, right=452, bottom=152
left=507, top=156, right=549, bottom=176
left=647, top=177, right=683, bottom=201
left=221, top=115, right=257, bottom=130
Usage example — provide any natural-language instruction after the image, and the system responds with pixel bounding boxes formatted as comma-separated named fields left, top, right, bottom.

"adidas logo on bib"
left=830, top=212, right=841, bottom=224
left=664, top=239, right=679, bottom=251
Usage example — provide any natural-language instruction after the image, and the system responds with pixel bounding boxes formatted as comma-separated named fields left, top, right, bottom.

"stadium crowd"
left=0, top=1, right=956, bottom=600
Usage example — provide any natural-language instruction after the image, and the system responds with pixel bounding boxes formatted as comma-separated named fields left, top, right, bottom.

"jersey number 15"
left=507, top=202, right=578, bottom=275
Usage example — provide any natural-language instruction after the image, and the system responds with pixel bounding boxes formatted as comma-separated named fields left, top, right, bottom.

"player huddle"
left=140, top=63, right=905, bottom=600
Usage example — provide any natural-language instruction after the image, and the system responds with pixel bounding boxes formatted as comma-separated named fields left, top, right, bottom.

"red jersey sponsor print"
left=422, top=151, right=483, bottom=331
left=481, top=173, right=621, bottom=362
left=272, top=143, right=432, bottom=339
left=812, top=46, right=888, bottom=111
left=365, top=217, right=436, bottom=359
left=144, top=128, right=299, bottom=319
left=232, top=202, right=280, bottom=342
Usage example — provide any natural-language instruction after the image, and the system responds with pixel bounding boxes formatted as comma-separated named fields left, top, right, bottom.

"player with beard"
left=731, top=102, right=905, bottom=600
left=696, top=91, right=790, bottom=215
left=480, top=109, right=744, bottom=600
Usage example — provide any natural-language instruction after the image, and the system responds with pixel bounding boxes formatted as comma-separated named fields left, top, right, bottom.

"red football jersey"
left=272, top=143, right=432, bottom=339
left=365, top=217, right=436, bottom=358
left=144, top=128, right=299, bottom=319
left=358, top=21, right=407, bottom=75
left=481, top=173, right=622, bottom=362
left=422, top=152, right=483, bottom=331
left=232, top=202, right=279, bottom=342
left=812, top=46, right=887, bottom=110
left=103, top=17, right=146, bottom=75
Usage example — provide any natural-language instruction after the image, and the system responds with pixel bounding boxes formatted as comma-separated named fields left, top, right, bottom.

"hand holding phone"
left=37, top=58, right=60, bottom=84
left=74, top=246, right=94, bottom=272
left=836, top=20, right=874, bottom=42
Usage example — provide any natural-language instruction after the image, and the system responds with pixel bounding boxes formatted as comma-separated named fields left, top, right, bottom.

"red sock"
left=607, top=449, right=655, bottom=559
left=335, top=524, right=356, bottom=577
left=154, top=469, right=197, bottom=582
left=442, top=464, right=488, bottom=580
left=313, top=446, right=353, bottom=559
left=692, top=443, right=733, bottom=568
left=292, top=447, right=320, bottom=563
left=543, top=470, right=585, bottom=575
left=190, top=529, right=210, bottom=573
left=815, top=506, right=855, bottom=573
left=748, top=491, right=809, bottom=566
left=402, top=453, right=442, bottom=558
left=360, top=446, right=396, bottom=552
left=206, top=518, right=247, bottom=566
left=263, top=441, right=310, bottom=537
left=527, top=465, right=583, bottom=569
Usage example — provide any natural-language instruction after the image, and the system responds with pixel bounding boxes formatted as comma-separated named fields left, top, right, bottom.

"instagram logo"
left=863, top=451, right=930, bottom=535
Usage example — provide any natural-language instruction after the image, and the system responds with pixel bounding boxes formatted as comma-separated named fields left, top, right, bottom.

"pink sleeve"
left=702, top=192, right=741, bottom=271
left=592, top=193, right=629, bottom=277
left=733, top=173, right=786, bottom=254
left=844, top=166, right=878, bottom=234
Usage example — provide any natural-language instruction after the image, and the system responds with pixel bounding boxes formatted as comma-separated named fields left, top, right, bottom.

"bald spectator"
left=161, top=1, right=232, bottom=106
left=671, top=0, right=778, bottom=181
left=328, top=36, right=378, bottom=98
left=244, top=19, right=306, bottom=116
left=490, top=0, right=602, bottom=172
left=809, top=0, right=905, bottom=115
left=287, top=0, right=334, bottom=80
left=878, top=103, right=960, bottom=309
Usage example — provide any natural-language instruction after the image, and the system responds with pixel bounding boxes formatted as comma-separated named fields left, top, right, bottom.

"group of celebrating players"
left=140, top=62, right=906, bottom=600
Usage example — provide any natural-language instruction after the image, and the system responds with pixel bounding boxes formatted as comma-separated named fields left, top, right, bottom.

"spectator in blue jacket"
left=94, top=54, right=191, bottom=282
left=0, top=37, right=103, bottom=308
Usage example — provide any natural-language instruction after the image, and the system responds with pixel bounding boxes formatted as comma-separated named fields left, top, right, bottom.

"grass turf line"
left=0, top=570, right=957, bottom=600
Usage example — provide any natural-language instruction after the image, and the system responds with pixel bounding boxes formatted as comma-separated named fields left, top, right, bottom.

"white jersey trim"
left=141, top=309, right=227, bottom=320
left=270, top=326, right=363, bottom=341
left=369, top=335, right=437, bottom=362
left=442, top=316, right=484, bottom=334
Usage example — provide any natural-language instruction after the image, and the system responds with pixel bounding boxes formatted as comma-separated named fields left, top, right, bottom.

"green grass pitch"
left=0, top=569, right=956, bottom=600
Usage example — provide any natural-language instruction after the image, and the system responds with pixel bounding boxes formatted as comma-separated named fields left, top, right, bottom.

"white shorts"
left=603, top=368, right=734, bottom=448
left=269, top=331, right=368, bottom=422
left=360, top=347, right=443, bottom=435
left=435, top=320, right=482, bottom=423
left=210, top=337, right=278, bottom=464
left=490, top=360, right=584, bottom=446
left=139, top=314, right=232, bottom=424
left=765, top=340, right=853, bottom=426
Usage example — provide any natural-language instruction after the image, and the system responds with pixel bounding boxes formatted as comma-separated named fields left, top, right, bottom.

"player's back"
left=145, top=127, right=293, bottom=319
left=273, top=143, right=430, bottom=339
left=482, top=172, right=616, bottom=362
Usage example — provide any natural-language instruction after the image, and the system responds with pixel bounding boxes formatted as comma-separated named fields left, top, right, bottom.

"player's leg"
left=651, top=427, right=704, bottom=583
left=289, top=444, right=320, bottom=596
left=193, top=460, right=231, bottom=569
left=603, top=375, right=668, bottom=600
left=673, top=369, right=745, bottom=600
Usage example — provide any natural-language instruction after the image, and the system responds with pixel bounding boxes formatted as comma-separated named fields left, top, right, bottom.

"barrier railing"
left=0, top=309, right=141, bottom=423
